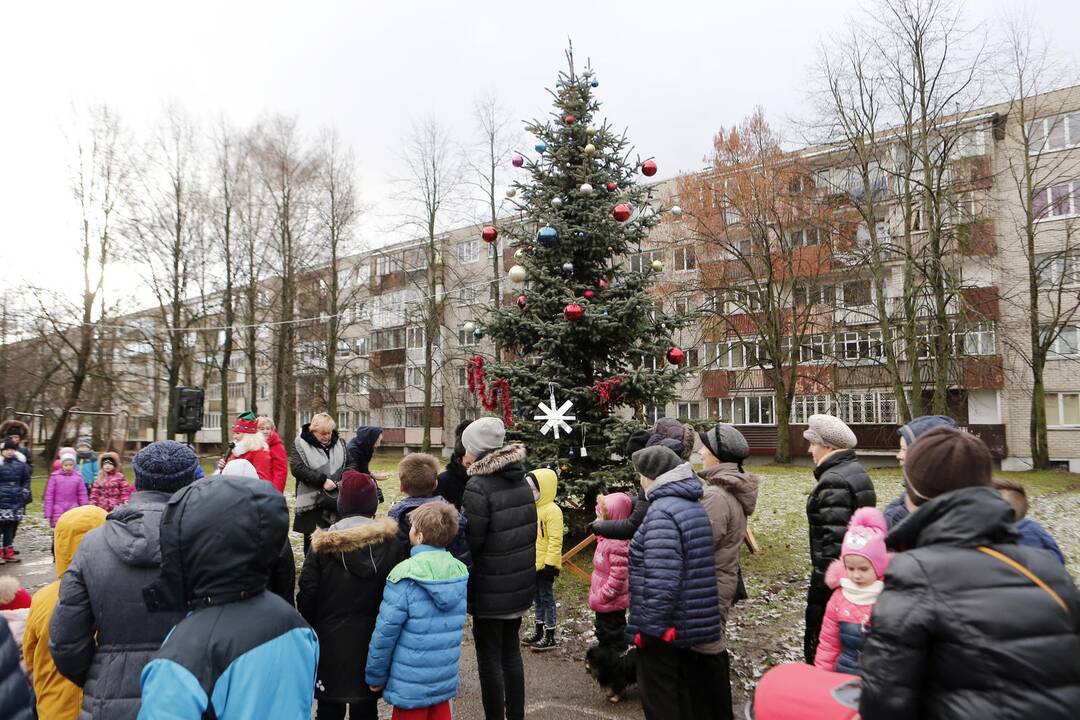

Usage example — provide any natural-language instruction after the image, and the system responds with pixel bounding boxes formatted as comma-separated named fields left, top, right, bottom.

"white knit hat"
left=803, top=414, right=857, bottom=450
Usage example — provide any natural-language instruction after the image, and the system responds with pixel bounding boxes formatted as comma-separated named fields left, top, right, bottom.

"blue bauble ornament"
left=591, top=79, right=599, bottom=88
left=473, top=326, right=484, bottom=339
left=562, top=262, right=574, bottom=274
left=535, top=141, right=548, bottom=153
left=574, top=231, right=587, bottom=240
left=537, top=225, right=559, bottom=247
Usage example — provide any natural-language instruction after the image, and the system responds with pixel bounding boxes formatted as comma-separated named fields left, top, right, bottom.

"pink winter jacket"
left=43, top=469, right=88, bottom=527
left=814, top=557, right=889, bottom=673
left=89, top=471, right=135, bottom=512
left=588, top=493, right=633, bottom=613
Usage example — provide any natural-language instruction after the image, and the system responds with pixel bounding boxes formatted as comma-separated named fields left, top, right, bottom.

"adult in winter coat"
left=802, top=414, right=876, bottom=665
left=437, top=419, right=472, bottom=509
left=860, top=426, right=1080, bottom=720
left=0, top=615, right=34, bottom=720
left=257, top=416, right=289, bottom=493
left=44, top=450, right=89, bottom=528
left=297, top=470, right=404, bottom=720
left=461, top=417, right=537, bottom=720
left=74, top=438, right=99, bottom=492
left=627, top=446, right=720, bottom=720
left=346, top=426, right=388, bottom=501
left=217, top=412, right=274, bottom=482
left=89, top=452, right=134, bottom=512
left=690, top=424, right=759, bottom=720
left=0, top=440, right=32, bottom=560
left=291, top=413, right=348, bottom=552
left=49, top=440, right=200, bottom=720
left=1, top=419, right=33, bottom=472
left=884, top=415, right=957, bottom=529
left=24, top=505, right=107, bottom=720
left=138, top=474, right=319, bottom=719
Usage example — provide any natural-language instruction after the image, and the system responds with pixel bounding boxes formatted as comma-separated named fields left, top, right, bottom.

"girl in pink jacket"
left=814, top=507, right=889, bottom=675
left=586, top=492, right=633, bottom=702
left=43, top=450, right=89, bottom=527
left=90, top=452, right=134, bottom=512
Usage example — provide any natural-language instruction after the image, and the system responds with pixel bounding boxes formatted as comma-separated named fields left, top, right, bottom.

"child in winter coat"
left=992, top=476, right=1065, bottom=564
left=523, top=468, right=563, bottom=651
left=0, top=575, right=32, bottom=653
left=366, top=502, right=469, bottom=719
left=586, top=492, right=633, bottom=702
left=44, top=450, right=88, bottom=528
left=74, top=438, right=99, bottom=494
left=387, top=453, right=471, bottom=566
left=814, top=507, right=889, bottom=675
left=89, top=452, right=134, bottom=512
left=0, top=440, right=32, bottom=561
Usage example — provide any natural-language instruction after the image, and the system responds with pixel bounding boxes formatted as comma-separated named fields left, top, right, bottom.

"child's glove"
left=537, top=565, right=559, bottom=582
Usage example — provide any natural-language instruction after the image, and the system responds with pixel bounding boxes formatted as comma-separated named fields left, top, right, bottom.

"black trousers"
left=316, top=700, right=377, bottom=720
left=684, top=650, right=734, bottom=720
left=637, top=641, right=697, bottom=720
left=472, top=616, right=525, bottom=720
left=0, top=521, right=15, bottom=547
left=804, top=583, right=831, bottom=664
left=594, top=610, right=627, bottom=650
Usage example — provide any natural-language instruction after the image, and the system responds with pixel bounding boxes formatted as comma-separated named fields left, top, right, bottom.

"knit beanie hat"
left=233, top=411, right=259, bottom=435
left=623, top=429, right=652, bottom=458
left=803, top=414, right=857, bottom=450
left=1, top=439, right=18, bottom=451
left=337, top=469, right=380, bottom=517
left=132, top=440, right=200, bottom=493
left=76, top=436, right=93, bottom=450
left=651, top=418, right=695, bottom=461
left=462, top=417, right=505, bottom=457
left=222, top=458, right=259, bottom=479
left=904, top=426, right=992, bottom=505
left=59, top=448, right=77, bottom=465
left=897, top=415, right=957, bottom=445
left=632, top=446, right=683, bottom=481
left=698, top=424, right=750, bottom=463
left=841, top=507, right=889, bottom=578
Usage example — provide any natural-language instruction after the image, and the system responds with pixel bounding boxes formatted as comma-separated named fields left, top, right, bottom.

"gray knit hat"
left=462, top=417, right=505, bottom=457
left=803, top=414, right=857, bottom=450
left=632, top=446, right=684, bottom=481
left=698, top=424, right=750, bottom=463
left=132, top=440, right=200, bottom=493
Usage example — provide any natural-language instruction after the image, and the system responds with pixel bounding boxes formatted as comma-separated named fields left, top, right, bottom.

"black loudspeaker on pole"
left=170, top=387, right=205, bottom=434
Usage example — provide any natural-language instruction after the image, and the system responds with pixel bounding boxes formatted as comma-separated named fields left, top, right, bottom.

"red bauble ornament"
left=606, top=180, right=618, bottom=192
left=584, top=290, right=595, bottom=299
left=667, top=346, right=686, bottom=366
left=612, top=203, right=631, bottom=222
left=481, top=225, right=498, bottom=243
left=564, top=114, right=576, bottom=125
left=641, top=159, right=658, bottom=177
left=516, top=294, right=527, bottom=309
left=564, top=303, right=584, bottom=321
left=598, top=279, right=607, bottom=290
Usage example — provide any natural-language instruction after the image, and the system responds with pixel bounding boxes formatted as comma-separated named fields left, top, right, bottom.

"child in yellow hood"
left=523, top=468, right=563, bottom=651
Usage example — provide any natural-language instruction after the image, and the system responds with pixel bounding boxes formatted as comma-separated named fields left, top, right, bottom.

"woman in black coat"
left=860, top=427, right=1080, bottom=719
left=290, top=413, right=348, bottom=553
left=437, top=420, right=472, bottom=510
left=346, top=426, right=387, bottom=502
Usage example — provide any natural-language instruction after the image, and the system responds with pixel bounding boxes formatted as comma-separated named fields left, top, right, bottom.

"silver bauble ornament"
left=579, top=183, right=594, bottom=195
left=505, top=187, right=517, bottom=198
left=463, top=321, right=476, bottom=334
left=508, top=264, right=527, bottom=283
left=551, top=197, right=563, bottom=208
left=671, top=205, right=683, bottom=216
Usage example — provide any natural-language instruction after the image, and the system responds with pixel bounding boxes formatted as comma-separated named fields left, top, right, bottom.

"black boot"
left=522, top=622, right=544, bottom=646
left=532, top=626, right=557, bottom=652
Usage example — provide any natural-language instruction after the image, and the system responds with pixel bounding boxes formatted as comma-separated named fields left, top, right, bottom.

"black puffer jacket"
left=806, top=449, right=876, bottom=591
left=591, top=492, right=649, bottom=541
left=861, top=487, right=1080, bottom=720
left=437, top=457, right=469, bottom=510
left=50, top=490, right=187, bottom=720
left=0, top=616, right=33, bottom=720
left=297, top=514, right=405, bottom=703
left=462, top=444, right=537, bottom=617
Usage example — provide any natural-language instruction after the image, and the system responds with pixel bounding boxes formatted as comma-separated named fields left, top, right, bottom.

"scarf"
left=840, top=578, right=885, bottom=605
left=294, top=436, right=346, bottom=515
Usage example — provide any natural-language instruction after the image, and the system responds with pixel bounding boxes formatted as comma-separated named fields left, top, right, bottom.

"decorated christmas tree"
left=476, top=48, right=688, bottom=498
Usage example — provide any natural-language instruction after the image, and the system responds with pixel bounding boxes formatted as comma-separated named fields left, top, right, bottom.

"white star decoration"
left=535, top=386, right=575, bottom=439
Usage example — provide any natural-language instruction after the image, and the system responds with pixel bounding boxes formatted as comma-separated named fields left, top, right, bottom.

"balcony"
left=370, top=348, right=406, bottom=368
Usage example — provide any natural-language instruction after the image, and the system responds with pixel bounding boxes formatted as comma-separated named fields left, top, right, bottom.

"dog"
left=584, top=643, right=637, bottom=703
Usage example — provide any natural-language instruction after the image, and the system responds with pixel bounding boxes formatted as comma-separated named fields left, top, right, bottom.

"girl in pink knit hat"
left=814, top=507, right=889, bottom=675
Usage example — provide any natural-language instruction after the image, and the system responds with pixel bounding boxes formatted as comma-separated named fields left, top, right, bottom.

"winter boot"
left=3, top=547, right=17, bottom=563
left=522, top=622, right=544, bottom=646
left=532, top=626, right=558, bottom=652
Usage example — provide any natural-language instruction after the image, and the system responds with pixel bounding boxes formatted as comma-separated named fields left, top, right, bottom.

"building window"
left=686, top=347, right=700, bottom=368
left=673, top=296, right=689, bottom=315
left=791, top=395, right=833, bottom=423
left=1047, top=325, right=1080, bottom=357
left=375, top=254, right=393, bottom=276
left=458, top=328, right=480, bottom=346
left=1037, top=253, right=1080, bottom=288
left=298, top=410, right=314, bottom=426
left=406, top=326, right=425, bottom=349
left=673, top=246, right=697, bottom=271
left=406, top=407, right=426, bottom=427
left=704, top=340, right=747, bottom=370
left=629, top=250, right=663, bottom=273
left=373, top=328, right=405, bottom=350
left=1033, top=180, right=1079, bottom=220
left=407, top=366, right=426, bottom=388
left=836, top=390, right=896, bottom=424
left=841, top=280, right=872, bottom=308
left=354, top=337, right=369, bottom=356
left=642, top=405, right=665, bottom=424
left=794, top=283, right=835, bottom=307
left=798, top=333, right=832, bottom=364
left=457, top=284, right=482, bottom=304
left=707, top=396, right=775, bottom=425
left=202, top=413, right=221, bottom=429
left=457, top=241, right=480, bottom=265
left=457, top=366, right=468, bottom=386
left=1045, top=392, right=1080, bottom=427
left=1029, top=113, right=1080, bottom=153
left=337, top=411, right=351, bottom=430
left=790, top=228, right=822, bottom=247
left=676, top=402, right=701, bottom=420
left=839, top=329, right=884, bottom=361
left=962, top=323, right=996, bottom=356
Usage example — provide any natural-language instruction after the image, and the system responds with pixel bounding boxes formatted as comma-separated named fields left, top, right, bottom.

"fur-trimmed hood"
left=0, top=419, right=29, bottom=440
left=310, top=515, right=398, bottom=554
left=99, top=451, right=122, bottom=470
left=466, top=443, right=526, bottom=477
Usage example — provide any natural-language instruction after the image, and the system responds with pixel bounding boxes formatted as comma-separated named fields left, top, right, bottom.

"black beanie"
left=631, top=446, right=683, bottom=481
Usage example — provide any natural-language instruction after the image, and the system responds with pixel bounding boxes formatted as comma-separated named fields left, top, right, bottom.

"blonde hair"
left=309, top=412, right=336, bottom=433
left=991, top=476, right=1028, bottom=520
left=257, top=416, right=276, bottom=433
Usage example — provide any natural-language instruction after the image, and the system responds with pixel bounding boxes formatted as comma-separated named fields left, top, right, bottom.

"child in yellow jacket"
left=524, top=468, right=563, bottom=651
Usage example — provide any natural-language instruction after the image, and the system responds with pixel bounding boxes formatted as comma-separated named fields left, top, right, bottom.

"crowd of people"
left=0, top=407, right=1077, bottom=719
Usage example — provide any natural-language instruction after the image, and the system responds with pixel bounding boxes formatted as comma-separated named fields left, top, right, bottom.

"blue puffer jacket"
left=0, top=458, right=31, bottom=521
left=366, top=545, right=468, bottom=709
left=628, top=463, right=720, bottom=647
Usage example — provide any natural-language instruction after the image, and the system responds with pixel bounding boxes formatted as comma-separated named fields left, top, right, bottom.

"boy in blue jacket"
left=387, top=453, right=471, bottom=567
left=367, top=501, right=468, bottom=720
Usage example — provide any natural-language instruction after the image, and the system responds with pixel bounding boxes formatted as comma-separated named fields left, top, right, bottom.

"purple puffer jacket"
left=44, top=469, right=88, bottom=527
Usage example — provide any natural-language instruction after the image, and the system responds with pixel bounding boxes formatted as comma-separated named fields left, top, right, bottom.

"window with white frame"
left=406, top=326, right=425, bottom=349
left=836, top=390, right=897, bottom=424
left=839, top=329, right=884, bottom=361
left=961, top=322, right=996, bottom=356
left=704, top=340, right=747, bottom=370
left=791, top=395, right=833, bottom=423
left=1029, top=113, right=1080, bottom=154
left=457, top=366, right=468, bottom=386
left=629, top=250, right=664, bottom=272
left=407, top=366, right=425, bottom=387
left=457, top=240, right=480, bottom=265
left=375, top=254, right=393, bottom=276
left=1033, top=180, right=1079, bottom=220
left=793, top=283, right=836, bottom=307
left=686, top=347, right=700, bottom=368
left=298, top=410, right=314, bottom=426
left=457, top=284, right=482, bottom=304
left=799, top=333, right=832, bottom=363
left=337, top=411, right=351, bottom=430
left=354, top=337, right=368, bottom=356
left=841, top=279, right=872, bottom=307
left=676, top=402, right=701, bottom=420
left=348, top=302, right=370, bottom=324
left=1045, top=392, right=1080, bottom=426
left=673, top=246, right=697, bottom=271
left=406, top=407, right=426, bottom=427
left=639, top=354, right=660, bottom=371
left=373, top=328, right=405, bottom=350
left=708, top=395, right=775, bottom=425
left=642, top=404, right=665, bottom=424
left=403, top=248, right=428, bottom=272
left=673, top=296, right=689, bottom=315
left=1037, top=253, right=1080, bottom=288
left=790, top=227, right=823, bottom=247
left=1047, top=325, right=1080, bottom=357
left=953, top=129, right=986, bottom=158
left=458, top=328, right=480, bottom=346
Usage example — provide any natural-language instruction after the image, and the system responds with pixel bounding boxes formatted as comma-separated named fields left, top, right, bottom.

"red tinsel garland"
left=466, top=356, right=513, bottom=427
left=593, top=375, right=627, bottom=406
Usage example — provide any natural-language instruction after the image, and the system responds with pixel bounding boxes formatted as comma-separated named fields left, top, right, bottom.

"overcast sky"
left=2, top=0, right=1077, bottom=301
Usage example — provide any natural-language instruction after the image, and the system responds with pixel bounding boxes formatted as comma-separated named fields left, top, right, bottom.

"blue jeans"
left=534, top=575, right=556, bottom=627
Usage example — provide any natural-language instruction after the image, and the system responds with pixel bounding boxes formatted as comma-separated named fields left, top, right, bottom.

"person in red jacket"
left=217, top=412, right=273, bottom=483
left=257, top=416, right=288, bottom=493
